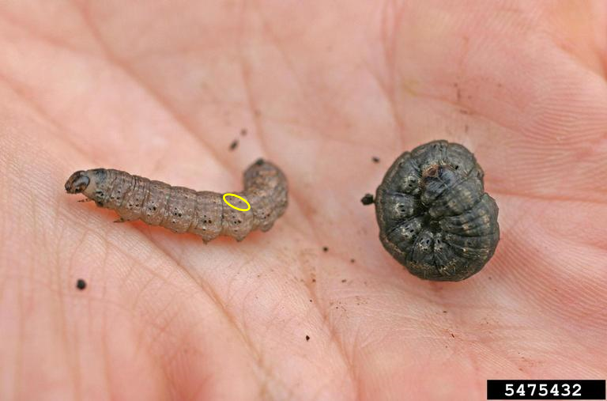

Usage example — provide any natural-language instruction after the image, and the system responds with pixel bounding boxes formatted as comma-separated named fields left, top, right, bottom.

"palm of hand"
left=1, top=2, right=606, bottom=400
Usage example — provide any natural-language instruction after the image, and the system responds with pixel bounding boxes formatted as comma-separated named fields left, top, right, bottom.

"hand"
left=1, top=1, right=606, bottom=399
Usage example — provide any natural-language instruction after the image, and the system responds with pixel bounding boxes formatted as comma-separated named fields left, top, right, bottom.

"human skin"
left=0, top=1, right=606, bottom=400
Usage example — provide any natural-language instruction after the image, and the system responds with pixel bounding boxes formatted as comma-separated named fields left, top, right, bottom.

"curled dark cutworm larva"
left=373, top=140, right=499, bottom=281
left=65, top=159, right=288, bottom=242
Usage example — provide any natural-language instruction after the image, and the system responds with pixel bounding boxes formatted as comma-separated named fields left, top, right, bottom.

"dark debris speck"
left=76, top=279, right=87, bottom=290
left=361, top=193, right=374, bottom=206
left=229, top=139, right=239, bottom=151
left=306, top=335, right=310, bottom=341
left=322, top=246, right=329, bottom=252
left=372, top=156, right=380, bottom=163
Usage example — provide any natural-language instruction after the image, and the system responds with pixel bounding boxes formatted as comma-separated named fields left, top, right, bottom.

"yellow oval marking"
left=223, top=193, right=251, bottom=212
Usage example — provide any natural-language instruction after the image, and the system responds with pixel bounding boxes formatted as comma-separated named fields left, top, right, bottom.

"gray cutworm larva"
left=65, top=159, right=288, bottom=242
left=374, top=140, right=499, bottom=281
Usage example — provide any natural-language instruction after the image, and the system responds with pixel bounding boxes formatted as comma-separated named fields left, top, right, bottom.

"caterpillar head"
left=419, top=164, right=458, bottom=206
left=65, top=171, right=90, bottom=194
left=65, top=169, right=106, bottom=198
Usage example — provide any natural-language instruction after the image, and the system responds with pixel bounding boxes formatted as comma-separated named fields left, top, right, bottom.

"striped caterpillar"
left=65, top=159, right=288, bottom=242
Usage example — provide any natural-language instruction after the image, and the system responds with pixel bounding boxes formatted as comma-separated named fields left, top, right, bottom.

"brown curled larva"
left=64, top=159, right=288, bottom=242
